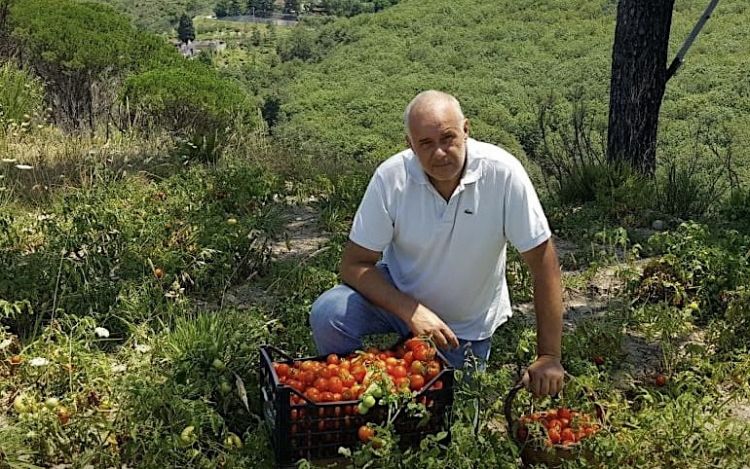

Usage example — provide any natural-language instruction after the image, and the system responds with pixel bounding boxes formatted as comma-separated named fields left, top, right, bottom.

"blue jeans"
left=310, top=264, right=492, bottom=370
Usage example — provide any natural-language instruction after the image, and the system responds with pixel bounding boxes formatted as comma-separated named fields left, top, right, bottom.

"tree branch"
left=666, top=0, right=720, bottom=81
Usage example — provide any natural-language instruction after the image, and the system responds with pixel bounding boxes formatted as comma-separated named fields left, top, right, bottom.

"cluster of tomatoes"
left=270, top=338, right=446, bottom=444
left=517, top=407, right=600, bottom=447
left=272, top=337, right=444, bottom=405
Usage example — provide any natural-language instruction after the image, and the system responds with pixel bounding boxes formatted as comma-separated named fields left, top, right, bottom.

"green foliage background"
left=273, top=0, right=750, bottom=173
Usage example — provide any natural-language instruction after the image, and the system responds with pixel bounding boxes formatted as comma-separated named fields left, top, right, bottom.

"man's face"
left=407, top=104, right=469, bottom=185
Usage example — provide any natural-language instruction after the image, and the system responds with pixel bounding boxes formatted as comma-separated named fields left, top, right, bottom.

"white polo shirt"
left=349, top=138, right=551, bottom=340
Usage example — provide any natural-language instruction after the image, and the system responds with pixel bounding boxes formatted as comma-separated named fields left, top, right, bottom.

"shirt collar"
left=406, top=137, right=483, bottom=186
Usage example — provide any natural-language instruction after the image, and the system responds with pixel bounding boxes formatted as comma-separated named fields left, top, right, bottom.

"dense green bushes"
left=0, top=161, right=280, bottom=338
left=122, top=62, right=257, bottom=160
left=271, top=0, right=749, bottom=196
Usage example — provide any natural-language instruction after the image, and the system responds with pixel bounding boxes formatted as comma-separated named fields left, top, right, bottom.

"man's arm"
left=340, top=240, right=459, bottom=349
left=520, top=238, right=565, bottom=396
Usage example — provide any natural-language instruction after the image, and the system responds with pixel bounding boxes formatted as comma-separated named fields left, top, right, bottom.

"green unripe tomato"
left=224, top=432, right=243, bottom=449
left=13, top=395, right=30, bottom=414
left=180, top=425, right=196, bottom=446
left=211, top=359, right=226, bottom=371
left=358, top=402, right=370, bottom=415
left=44, top=397, right=60, bottom=410
left=219, top=379, right=232, bottom=394
left=362, top=394, right=376, bottom=408
left=369, top=385, right=383, bottom=399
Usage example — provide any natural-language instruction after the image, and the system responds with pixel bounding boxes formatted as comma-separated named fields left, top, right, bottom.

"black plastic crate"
left=259, top=345, right=455, bottom=467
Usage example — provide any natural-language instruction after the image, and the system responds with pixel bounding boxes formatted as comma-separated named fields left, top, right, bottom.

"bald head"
left=404, top=90, right=465, bottom=139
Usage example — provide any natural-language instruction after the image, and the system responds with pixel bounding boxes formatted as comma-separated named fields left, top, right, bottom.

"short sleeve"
left=349, top=174, right=394, bottom=252
left=503, top=163, right=551, bottom=253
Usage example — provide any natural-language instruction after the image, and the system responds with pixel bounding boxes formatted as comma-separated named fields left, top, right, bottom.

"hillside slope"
left=274, top=0, right=750, bottom=169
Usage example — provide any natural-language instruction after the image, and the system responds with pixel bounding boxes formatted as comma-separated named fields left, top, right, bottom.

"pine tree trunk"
left=607, top=0, right=676, bottom=174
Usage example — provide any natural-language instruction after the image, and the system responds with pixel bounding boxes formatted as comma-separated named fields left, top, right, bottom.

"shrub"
left=122, top=63, right=257, bottom=162
left=632, top=222, right=750, bottom=321
left=708, top=287, right=750, bottom=354
left=0, top=62, right=44, bottom=133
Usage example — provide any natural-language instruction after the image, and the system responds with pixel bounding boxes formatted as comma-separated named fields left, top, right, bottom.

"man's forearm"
left=521, top=240, right=563, bottom=359
left=341, top=263, right=419, bottom=326
left=534, top=262, right=563, bottom=359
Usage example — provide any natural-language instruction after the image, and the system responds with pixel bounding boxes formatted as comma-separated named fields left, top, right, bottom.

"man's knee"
left=310, top=286, right=347, bottom=332
left=310, top=285, right=362, bottom=355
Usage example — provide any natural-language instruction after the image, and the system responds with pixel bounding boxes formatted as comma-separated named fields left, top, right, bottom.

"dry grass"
left=0, top=125, right=176, bottom=205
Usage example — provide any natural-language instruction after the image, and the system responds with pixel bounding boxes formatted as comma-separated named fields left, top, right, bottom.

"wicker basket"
left=503, top=378, right=604, bottom=468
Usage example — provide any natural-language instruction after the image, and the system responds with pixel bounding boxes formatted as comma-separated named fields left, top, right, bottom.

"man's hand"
left=522, top=355, right=564, bottom=397
left=408, top=304, right=460, bottom=349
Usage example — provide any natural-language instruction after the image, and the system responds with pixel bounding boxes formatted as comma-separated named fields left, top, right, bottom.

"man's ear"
left=463, top=118, right=470, bottom=138
left=405, top=134, right=413, bottom=150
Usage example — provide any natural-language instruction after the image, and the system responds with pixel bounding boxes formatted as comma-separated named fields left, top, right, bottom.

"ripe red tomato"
left=412, top=345, right=430, bottom=362
left=358, top=425, right=375, bottom=443
left=287, top=379, right=304, bottom=392
left=547, top=418, right=563, bottom=431
left=327, top=363, right=340, bottom=376
left=351, top=366, right=366, bottom=383
left=326, top=354, right=340, bottom=365
left=425, top=364, right=440, bottom=380
left=409, top=374, right=425, bottom=391
left=557, top=407, right=572, bottom=420
left=313, top=377, right=329, bottom=392
left=273, top=362, right=290, bottom=378
left=655, top=374, right=667, bottom=386
left=340, top=372, right=356, bottom=388
left=304, top=388, right=320, bottom=402
left=430, top=380, right=443, bottom=391
left=405, top=337, right=428, bottom=351
left=299, top=370, right=314, bottom=386
left=328, top=376, right=344, bottom=394
left=391, top=365, right=408, bottom=379
left=548, top=428, right=561, bottom=444
left=561, top=428, right=576, bottom=444
left=394, top=376, right=410, bottom=390
left=593, top=356, right=605, bottom=366
left=402, top=351, right=414, bottom=365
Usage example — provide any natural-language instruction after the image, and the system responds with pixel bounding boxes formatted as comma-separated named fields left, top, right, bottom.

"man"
left=310, top=90, right=564, bottom=396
